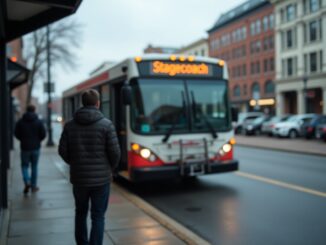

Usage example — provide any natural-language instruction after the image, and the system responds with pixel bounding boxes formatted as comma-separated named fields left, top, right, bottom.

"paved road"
left=129, top=146, right=326, bottom=245
left=52, top=123, right=326, bottom=244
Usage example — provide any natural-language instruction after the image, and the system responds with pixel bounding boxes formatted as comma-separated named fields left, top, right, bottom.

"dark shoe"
left=23, top=185, right=30, bottom=194
left=31, top=187, right=39, bottom=193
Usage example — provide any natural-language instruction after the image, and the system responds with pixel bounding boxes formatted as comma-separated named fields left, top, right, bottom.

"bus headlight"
left=131, top=143, right=158, bottom=162
left=140, top=148, right=151, bottom=159
left=219, top=143, right=232, bottom=156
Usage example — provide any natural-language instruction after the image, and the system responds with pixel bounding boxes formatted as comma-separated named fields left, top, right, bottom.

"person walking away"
left=14, top=104, right=46, bottom=194
left=58, top=89, right=120, bottom=245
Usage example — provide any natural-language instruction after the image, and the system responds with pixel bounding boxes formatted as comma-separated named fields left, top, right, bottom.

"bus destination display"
left=137, top=60, right=223, bottom=78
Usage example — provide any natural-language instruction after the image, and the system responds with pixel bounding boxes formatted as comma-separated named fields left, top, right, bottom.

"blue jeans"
left=21, top=150, right=40, bottom=187
left=73, top=183, right=110, bottom=245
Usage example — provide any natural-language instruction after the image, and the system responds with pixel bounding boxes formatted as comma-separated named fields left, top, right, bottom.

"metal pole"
left=0, top=40, right=8, bottom=208
left=303, top=77, right=308, bottom=114
left=46, top=25, right=54, bottom=146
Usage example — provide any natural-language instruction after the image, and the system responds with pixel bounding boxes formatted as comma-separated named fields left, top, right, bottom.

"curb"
left=113, top=183, right=211, bottom=245
left=0, top=208, right=9, bottom=245
left=236, top=143, right=326, bottom=157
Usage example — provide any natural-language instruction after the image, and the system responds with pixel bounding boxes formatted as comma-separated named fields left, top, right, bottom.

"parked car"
left=301, top=115, right=326, bottom=139
left=273, top=114, right=316, bottom=138
left=234, top=112, right=264, bottom=134
left=316, top=124, right=326, bottom=142
left=243, top=115, right=272, bottom=135
left=261, top=115, right=291, bottom=136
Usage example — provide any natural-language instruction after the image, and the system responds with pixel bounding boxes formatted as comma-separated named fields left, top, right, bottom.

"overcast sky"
left=31, top=0, right=243, bottom=101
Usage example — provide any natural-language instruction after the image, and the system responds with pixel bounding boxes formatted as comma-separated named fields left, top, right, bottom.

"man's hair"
left=82, top=89, right=100, bottom=106
left=26, top=104, right=36, bottom=112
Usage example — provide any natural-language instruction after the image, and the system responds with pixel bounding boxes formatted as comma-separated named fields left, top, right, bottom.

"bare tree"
left=24, top=18, right=83, bottom=105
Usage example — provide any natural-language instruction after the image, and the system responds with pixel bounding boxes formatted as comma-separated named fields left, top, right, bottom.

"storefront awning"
left=0, top=0, right=82, bottom=42
left=7, top=59, right=29, bottom=90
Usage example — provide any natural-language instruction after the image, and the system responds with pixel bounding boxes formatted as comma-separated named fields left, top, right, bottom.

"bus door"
left=111, top=81, right=128, bottom=172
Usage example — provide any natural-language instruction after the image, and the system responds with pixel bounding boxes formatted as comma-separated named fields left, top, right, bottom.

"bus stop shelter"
left=0, top=0, right=82, bottom=217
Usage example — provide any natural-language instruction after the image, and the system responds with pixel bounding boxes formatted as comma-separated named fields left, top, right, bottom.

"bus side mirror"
left=231, top=107, right=238, bottom=122
left=121, top=85, right=132, bottom=105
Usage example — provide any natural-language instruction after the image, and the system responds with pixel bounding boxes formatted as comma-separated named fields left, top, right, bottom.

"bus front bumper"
left=130, top=160, right=239, bottom=182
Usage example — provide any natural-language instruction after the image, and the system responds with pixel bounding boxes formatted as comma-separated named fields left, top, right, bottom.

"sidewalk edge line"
left=113, top=183, right=211, bottom=245
left=236, top=143, right=326, bottom=157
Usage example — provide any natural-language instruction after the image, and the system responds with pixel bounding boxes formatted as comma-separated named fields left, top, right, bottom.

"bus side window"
left=100, top=84, right=110, bottom=119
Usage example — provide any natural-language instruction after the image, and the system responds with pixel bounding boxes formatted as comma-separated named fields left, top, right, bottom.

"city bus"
left=62, top=54, right=238, bottom=182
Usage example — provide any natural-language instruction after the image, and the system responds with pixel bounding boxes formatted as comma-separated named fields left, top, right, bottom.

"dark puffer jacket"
left=14, top=112, right=46, bottom=151
left=58, top=106, right=121, bottom=187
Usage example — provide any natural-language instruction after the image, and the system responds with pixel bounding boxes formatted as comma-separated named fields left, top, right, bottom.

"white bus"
left=62, top=54, right=238, bottom=182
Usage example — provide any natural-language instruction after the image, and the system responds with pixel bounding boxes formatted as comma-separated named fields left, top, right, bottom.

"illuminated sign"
left=137, top=60, right=222, bottom=78
left=152, top=61, right=209, bottom=76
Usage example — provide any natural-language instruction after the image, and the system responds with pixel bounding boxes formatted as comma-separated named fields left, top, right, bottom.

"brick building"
left=208, top=0, right=275, bottom=114
left=7, top=38, right=29, bottom=115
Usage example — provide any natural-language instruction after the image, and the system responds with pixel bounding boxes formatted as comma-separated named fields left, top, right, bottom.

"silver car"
left=273, top=114, right=316, bottom=138
left=261, top=115, right=291, bottom=136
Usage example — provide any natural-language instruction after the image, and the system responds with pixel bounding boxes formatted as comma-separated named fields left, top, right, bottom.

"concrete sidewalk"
left=5, top=147, right=190, bottom=245
left=235, top=135, right=326, bottom=156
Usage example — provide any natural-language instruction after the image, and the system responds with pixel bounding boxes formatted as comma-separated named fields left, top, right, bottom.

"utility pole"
left=46, top=25, right=54, bottom=146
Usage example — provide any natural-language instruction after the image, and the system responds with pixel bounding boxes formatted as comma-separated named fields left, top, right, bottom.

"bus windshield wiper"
left=162, top=92, right=186, bottom=143
left=191, top=91, right=218, bottom=139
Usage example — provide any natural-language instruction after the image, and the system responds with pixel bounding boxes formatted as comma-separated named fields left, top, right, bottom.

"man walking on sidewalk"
left=58, top=89, right=120, bottom=245
left=14, top=104, right=46, bottom=194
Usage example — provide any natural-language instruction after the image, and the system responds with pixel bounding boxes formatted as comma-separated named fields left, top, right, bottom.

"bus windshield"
left=130, top=78, right=230, bottom=135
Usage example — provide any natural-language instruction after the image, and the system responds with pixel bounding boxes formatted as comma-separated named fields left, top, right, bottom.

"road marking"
left=235, top=171, right=326, bottom=198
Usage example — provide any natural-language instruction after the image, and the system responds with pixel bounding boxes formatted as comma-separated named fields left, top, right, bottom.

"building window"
left=269, top=36, right=274, bottom=49
left=265, top=81, right=275, bottom=94
left=310, top=0, right=319, bottom=13
left=252, top=82, right=260, bottom=97
left=287, top=30, right=293, bottom=48
left=309, top=21, right=318, bottom=42
left=286, top=4, right=296, bottom=22
left=270, top=58, right=274, bottom=71
left=263, top=16, right=269, bottom=31
left=320, top=50, right=323, bottom=71
left=280, top=9, right=285, bottom=23
left=6, top=45, right=13, bottom=56
left=256, top=61, right=260, bottom=73
left=242, top=64, right=247, bottom=76
left=250, top=22, right=255, bottom=36
left=264, top=59, right=268, bottom=72
left=287, top=58, right=293, bottom=76
left=256, top=20, right=261, bottom=34
left=251, top=62, right=255, bottom=74
left=269, top=14, right=274, bottom=29
left=234, top=86, right=241, bottom=97
left=242, top=26, right=247, bottom=39
left=310, top=52, right=317, bottom=72
left=263, top=37, right=268, bottom=50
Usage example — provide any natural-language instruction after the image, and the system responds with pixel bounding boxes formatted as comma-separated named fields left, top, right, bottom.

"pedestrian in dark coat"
left=58, top=89, right=120, bottom=245
left=14, top=104, right=46, bottom=194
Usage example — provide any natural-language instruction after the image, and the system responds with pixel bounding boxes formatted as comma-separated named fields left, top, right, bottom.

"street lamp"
left=303, top=76, right=308, bottom=114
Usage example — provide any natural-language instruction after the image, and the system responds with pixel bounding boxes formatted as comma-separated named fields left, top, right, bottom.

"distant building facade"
left=208, top=0, right=275, bottom=114
left=144, top=44, right=179, bottom=54
left=271, top=0, right=326, bottom=115
left=178, top=38, right=209, bottom=57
